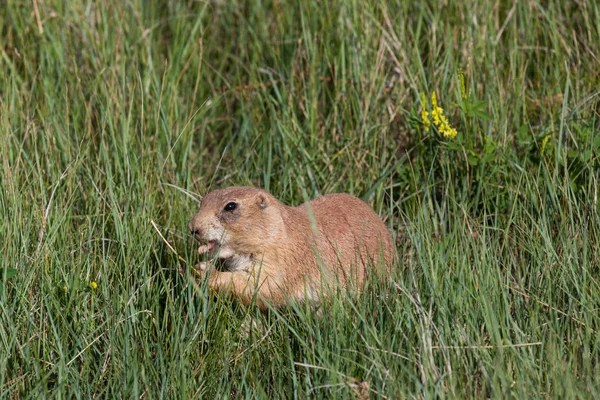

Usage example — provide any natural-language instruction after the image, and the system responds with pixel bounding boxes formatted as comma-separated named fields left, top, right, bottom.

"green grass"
left=1, top=0, right=599, bottom=398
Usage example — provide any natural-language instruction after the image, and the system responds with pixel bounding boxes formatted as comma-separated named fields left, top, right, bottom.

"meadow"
left=1, top=0, right=599, bottom=398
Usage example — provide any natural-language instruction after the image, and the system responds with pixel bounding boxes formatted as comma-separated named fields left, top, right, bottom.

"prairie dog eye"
left=223, top=202, right=238, bottom=212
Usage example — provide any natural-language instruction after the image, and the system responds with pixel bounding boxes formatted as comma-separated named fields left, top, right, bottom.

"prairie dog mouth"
left=198, top=240, right=218, bottom=255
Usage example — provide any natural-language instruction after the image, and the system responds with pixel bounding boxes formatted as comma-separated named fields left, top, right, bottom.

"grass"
left=1, top=0, right=599, bottom=397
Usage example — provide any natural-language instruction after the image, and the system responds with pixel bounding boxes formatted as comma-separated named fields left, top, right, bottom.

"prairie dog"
left=188, top=186, right=394, bottom=309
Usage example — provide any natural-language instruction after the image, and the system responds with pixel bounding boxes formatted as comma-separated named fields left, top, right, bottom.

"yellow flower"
left=427, top=92, right=458, bottom=139
left=422, top=110, right=431, bottom=132
left=440, top=122, right=458, bottom=139
left=431, top=106, right=442, bottom=126
left=90, top=281, right=98, bottom=289
left=63, top=286, right=68, bottom=293
left=421, top=93, right=431, bottom=132
left=431, top=93, right=445, bottom=126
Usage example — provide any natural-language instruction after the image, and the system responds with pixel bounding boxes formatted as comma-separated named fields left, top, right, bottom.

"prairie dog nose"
left=188, top=220, right=199, bottom=236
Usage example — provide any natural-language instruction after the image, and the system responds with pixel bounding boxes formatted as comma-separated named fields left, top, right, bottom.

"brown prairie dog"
left=188, top=186, right=394, bottom=310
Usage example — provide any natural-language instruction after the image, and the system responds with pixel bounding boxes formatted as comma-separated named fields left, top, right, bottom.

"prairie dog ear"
left=257, top=194, right=268, bottom=210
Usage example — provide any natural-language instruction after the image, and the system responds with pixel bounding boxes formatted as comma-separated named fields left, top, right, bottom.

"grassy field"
left=1, top=0, right=599, bottom=398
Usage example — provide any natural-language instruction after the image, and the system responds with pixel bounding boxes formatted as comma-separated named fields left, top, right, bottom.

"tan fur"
left=188, top=186, right=394, bottom=310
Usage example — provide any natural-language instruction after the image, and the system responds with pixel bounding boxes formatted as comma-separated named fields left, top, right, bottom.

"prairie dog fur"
left=188, top=186, right=394, bottom=309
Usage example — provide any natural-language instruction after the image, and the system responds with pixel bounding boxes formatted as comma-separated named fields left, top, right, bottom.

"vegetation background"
left=1, top=0, right=599, bottom=398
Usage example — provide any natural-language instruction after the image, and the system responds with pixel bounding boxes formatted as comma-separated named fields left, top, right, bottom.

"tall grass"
left=1, top=0, right=599, bottom=397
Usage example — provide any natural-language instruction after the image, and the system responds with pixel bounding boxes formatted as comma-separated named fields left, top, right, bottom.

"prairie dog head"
left=188, top=187, right=285, bottom=260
